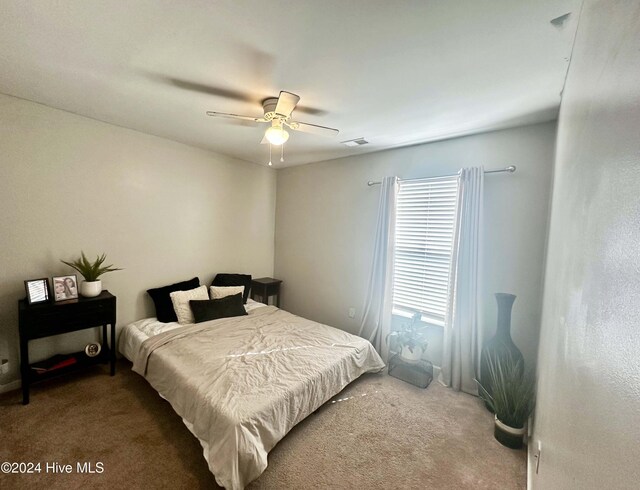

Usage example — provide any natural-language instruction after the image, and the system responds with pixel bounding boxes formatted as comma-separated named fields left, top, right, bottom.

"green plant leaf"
left=476, top=351, right=535, bottom=428
left=61, top=252, right=122, bottom=282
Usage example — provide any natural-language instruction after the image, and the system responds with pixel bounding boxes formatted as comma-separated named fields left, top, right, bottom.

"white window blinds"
left=393, top=176, right=458, bottom=326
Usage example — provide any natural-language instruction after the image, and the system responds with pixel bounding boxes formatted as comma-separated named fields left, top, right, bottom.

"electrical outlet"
left=348, top=308, right=355, bottom=318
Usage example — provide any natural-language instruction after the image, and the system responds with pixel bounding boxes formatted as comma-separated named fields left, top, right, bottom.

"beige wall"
left=274, top=122, right=556, bottom=368
left=530, top=1, right=640, bottom=488
left=0, top=94, right=276, bottom=387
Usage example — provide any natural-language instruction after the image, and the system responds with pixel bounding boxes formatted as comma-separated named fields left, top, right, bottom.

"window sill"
left=391, top=309, right=444, bottom=329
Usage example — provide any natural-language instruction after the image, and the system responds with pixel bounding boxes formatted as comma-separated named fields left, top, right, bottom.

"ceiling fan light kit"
left=206, top=91, right=339, bottom=165
left=265, top=124, right=289, bottom=145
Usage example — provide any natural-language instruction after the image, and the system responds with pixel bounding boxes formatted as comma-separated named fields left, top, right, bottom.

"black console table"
left=18, top=290, right=117, bottom=404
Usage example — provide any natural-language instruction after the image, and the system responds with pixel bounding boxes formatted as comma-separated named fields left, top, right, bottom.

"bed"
left=119, top=299, right=385, bottom=489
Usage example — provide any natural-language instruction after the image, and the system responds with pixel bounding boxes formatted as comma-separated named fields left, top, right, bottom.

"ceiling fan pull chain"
left=268, top=144, right=273, bottom=166
left=280, top=144, right=284, bottom=163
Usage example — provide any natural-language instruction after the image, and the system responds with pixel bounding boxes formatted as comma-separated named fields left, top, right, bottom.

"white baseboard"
left=0, top=379, right=21, bottom=394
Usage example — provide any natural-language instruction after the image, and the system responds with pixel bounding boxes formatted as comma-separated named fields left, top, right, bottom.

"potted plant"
left=387, top=312, right=429, bottom=363
left=476, top=352, right=535, bottom=449
left=61, top=252, right=122, bottom=298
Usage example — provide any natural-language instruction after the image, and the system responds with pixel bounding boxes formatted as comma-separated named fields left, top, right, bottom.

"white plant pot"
left=80, top=280, right=102, bottom=298
left=399, top=345, right=423, bottom=363
left=494, top=415, right=526, bottom=449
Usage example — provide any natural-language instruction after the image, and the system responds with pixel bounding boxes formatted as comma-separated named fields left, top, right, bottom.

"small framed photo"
left=52, top=274, right=79, bottom=302
left=84, top=342, right=102, bottom=358
left=24, top=278, right=50, bottom=305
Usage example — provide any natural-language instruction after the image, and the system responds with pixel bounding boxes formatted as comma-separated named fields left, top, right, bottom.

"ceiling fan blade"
left=206, top=111, right=266, bottom=123
left=169, top=78, right=257, bottom=103
left=295, top=105, right=328, bottom=116
left=275, top=91, right=300, bottom=118
left=291, top=121, right=339, bottom=137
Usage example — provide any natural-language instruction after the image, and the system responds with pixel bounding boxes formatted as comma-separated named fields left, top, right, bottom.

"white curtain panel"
left=440, top=167, right=484, bottom=394
left=359, top=176, right=398, bottom=362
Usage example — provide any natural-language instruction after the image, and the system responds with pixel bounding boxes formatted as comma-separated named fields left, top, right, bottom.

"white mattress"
left=128, top=305, right=384, bottom=489
left=119, top=300, right=384, bottom=488
left=118, top=298, right=269, bottom=485
left=118, top=298, right=266, bottom=362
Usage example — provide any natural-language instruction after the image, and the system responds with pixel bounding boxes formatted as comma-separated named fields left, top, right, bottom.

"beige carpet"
left=0, top=360, right=525, bottom=489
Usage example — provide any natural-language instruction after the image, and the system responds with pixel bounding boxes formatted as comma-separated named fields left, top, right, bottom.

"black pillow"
left=212, top=273, right=252, bottom=304
left=147, top=277, right=200, bottom=323
left=190, top=294, right=248, bottom=323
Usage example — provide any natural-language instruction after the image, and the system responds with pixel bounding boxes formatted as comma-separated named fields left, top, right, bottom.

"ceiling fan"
left=206, top=91, right=339, bottom=165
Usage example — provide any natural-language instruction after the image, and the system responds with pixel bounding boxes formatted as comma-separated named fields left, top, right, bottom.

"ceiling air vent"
left=342, top=137, right=369, bottom=147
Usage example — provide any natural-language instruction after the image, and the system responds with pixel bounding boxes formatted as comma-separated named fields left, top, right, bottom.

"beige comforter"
left=132, top=305, right=385, bottom=489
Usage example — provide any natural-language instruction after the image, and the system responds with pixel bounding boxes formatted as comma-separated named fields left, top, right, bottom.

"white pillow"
left=209, top=285, right=245, bottom=300
left=170, top=285, right=209, bottom=324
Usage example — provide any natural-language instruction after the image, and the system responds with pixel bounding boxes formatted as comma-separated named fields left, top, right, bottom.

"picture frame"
left=84, top=342, right=102, bottom=358
left=52, top=274, right=79, bottom=302
left=24, top=278, right=50, bottom=305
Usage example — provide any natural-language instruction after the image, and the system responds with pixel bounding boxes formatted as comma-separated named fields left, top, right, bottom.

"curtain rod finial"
left=506, top=165, right=516, bottom=172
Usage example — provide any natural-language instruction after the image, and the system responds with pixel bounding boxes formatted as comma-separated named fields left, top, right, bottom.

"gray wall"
left=0, top=94, right=276, bottom=388
left=275, top=122, right=556, bottom=368
left=530, top=1, right=640, bottom=488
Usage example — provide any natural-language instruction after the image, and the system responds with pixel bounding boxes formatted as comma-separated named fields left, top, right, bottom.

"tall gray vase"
left=479, top=293, right=524, bottom=406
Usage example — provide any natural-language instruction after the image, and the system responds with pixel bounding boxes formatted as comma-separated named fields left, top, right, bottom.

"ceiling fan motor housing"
left=262, top=98, right=281, bottom=121
left=207, top=92, right=338, bottom=137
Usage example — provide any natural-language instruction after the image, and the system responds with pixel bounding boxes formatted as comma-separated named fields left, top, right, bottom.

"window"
left=393, top=176, right=458, bottom=326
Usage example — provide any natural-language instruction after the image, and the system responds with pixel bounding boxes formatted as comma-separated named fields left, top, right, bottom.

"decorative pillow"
left=212, top=273, right=252, bottom=304
left=170, top=285, right=209, bottom=324
left=190, top=293, right=248, bottom=323
left=147, top=277, right=200, bottom=323
left=209, top=285, right=244, bottom=300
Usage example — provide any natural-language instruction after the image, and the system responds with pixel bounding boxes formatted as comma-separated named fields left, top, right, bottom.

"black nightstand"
left=251, top=277, right=282, bottom=307
left=18, top=290, right=117, bottom=404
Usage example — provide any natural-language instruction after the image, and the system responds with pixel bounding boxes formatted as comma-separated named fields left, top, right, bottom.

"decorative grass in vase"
left=61, top=252, right=122, bottom=297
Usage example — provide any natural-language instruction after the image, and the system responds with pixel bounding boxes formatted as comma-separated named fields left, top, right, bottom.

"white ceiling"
left=0, top=0, right=580, bottom=167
